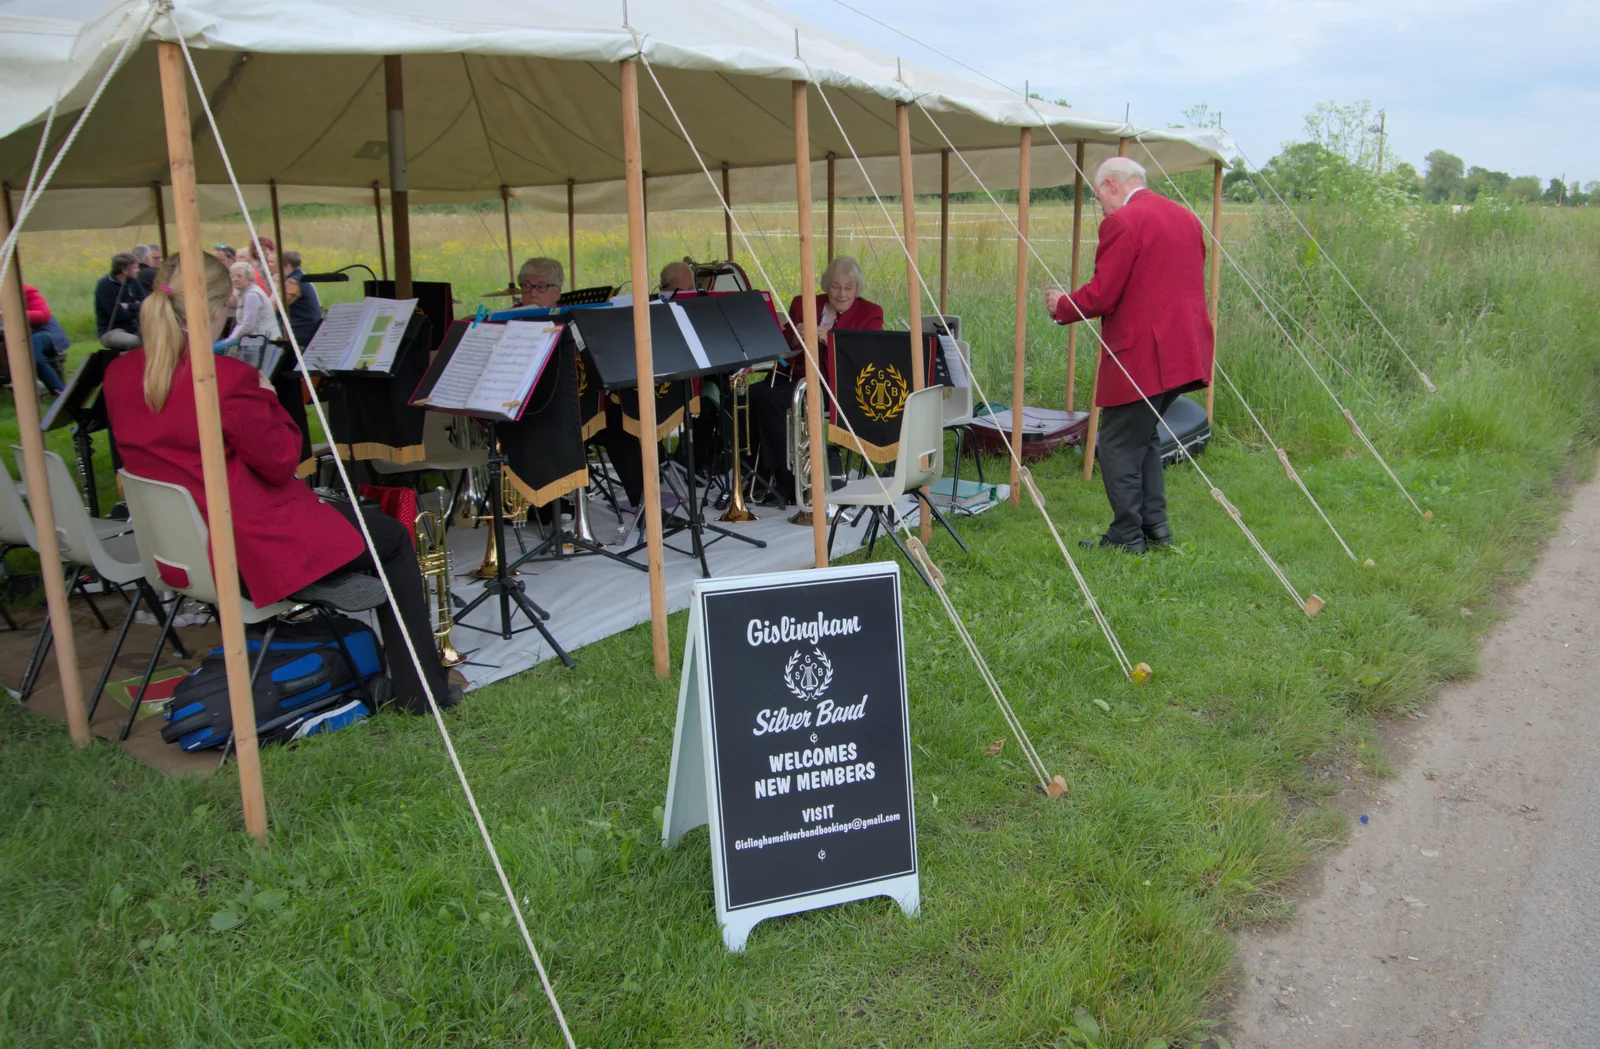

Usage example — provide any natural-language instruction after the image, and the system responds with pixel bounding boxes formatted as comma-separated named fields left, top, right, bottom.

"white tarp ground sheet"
left=0, top=0, right=1234, bottom=230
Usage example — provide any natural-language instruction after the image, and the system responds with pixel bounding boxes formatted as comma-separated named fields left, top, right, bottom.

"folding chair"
left=825, top=387, right=968, bottom=586
left=11, top=447, right=189, bottom=720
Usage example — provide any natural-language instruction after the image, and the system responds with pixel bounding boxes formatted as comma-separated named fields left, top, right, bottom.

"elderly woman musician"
left=103, top=253, right=459, bottom=714
left=749, top=255, right=883, bottom=504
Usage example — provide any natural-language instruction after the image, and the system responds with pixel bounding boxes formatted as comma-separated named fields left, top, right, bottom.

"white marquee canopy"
left=0, top=0, right=1235, bottom=230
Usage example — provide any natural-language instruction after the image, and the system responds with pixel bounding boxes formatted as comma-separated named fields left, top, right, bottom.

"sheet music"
left=938, top=334, right=969, bottom=389
left=667, top=302, right=712, bottom=371
left=347, top=297, right=415, bottom=372
left=426, top=322, right=500, bottom=408
left=301, top=301, right=364, bottom=372
left=466, top=321, right=560, bottom=416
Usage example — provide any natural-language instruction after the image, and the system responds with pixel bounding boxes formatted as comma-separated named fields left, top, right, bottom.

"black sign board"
left=662, top=562, right=918, bottom=951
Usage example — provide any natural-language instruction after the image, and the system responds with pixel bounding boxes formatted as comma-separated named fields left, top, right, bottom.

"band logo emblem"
left=854, top=363, right=908, bottom=423
left=784, top=646, right=834, bottom=703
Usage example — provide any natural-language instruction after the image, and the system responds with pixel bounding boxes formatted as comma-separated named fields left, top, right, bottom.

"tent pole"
left=793, top=82, right=828, bottom=568
left=372, top=180, right=388, bottom=281
left=1009, top=128, right=1031, bottom=508
left=1206, top=158, right=1223, bottom=421
left=722, top=162, right=734, bottom=261
left=1065, top=140, right=1084, bottom=412
left=384, top=55, right=411, bottom=298
left=896, top=103, right=930, bottom=546
left=0, top=204, right=87, bottom=745
left=620, top=59, right=670, bottom=679
left=567, top=179, right=576, bottom=288
left=2, top=184, right=21, bottom=282
left=152, top=181, right=169, bottom=259
left=158, top=40, right=268, bottom=843
left=501, top=185, right=515, bottom=290
left=269, top=178, right=284, bottom=298
left=938, top=148, right=949, bottom=314
left=826, top=152, right=836, bottom=263
left=1083, top=137, right=1129, bottom=483
left=641, top=170, right=649, bottom=259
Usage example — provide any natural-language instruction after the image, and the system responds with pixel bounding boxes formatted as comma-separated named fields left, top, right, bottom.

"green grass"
left=2, top=201, right=1598, bottom=1047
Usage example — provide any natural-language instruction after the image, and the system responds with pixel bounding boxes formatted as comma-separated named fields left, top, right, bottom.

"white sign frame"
left=662, top=562, right=919, bottom=952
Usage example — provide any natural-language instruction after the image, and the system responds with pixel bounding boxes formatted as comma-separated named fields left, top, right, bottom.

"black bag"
left=161, top=615, right=386, bottom=752
left=1156, top=394, right=1211, bottom=465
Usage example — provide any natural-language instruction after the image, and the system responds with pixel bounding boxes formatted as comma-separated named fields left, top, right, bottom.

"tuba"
left=785, top=378, right=813, bottom=524
left=718, top=372, right=757, bottom=522
left=414, top=487, right=464, bottom=666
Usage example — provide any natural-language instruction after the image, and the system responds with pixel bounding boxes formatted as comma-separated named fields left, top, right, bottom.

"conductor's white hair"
left=1095, top=156, right=1147, bottom=185
left=820, top=255, right=866, bottom=296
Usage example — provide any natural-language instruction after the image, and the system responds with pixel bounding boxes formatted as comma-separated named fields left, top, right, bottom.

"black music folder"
left=567, top=291, right=791, bottom=390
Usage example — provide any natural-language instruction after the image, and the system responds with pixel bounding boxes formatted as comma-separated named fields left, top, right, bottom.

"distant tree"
left=1570, top=181, right=1585, bottom=206
left=1423, top=149, right=1466, bottom=202
left=1302, top=100, right=1382, bottom=169
left=1585, top=180, right=1600, bottom=198
left=1464, top=165, right=1510, bottom=201
left=1543, top=178, right=1567, bottom=204
left=1392, top=161, right=1422, bottom=198
left=1182, top=103, right=1221, bottom=129
left=1506, top=175, right=1542, bottom=202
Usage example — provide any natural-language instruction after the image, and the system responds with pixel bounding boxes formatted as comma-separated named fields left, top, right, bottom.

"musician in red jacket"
left=1046, top=157, right=1214, bottom=553
left=103, top=252, right=456, bottom=713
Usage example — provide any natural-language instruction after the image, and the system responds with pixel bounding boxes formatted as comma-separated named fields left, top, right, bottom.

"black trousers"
left=594, top=401, right=646, bottom=508
left=324, top=501, right=449, bottom=711
left=1095, top=389, right=1181, bottom=545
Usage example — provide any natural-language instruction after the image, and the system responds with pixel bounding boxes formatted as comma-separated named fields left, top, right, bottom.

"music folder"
left=409, top=319, right=563, bottom=422
left=567, top=291, right=792, bottom=390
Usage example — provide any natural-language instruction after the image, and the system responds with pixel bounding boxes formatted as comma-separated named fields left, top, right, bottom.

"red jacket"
left=1053, top=190, right=1214, bottom=408
left=104, top=349, right=362, bottom=606
left=22, top=284, right=51, bottom=327
left=784, top=293, right=885, bottom=383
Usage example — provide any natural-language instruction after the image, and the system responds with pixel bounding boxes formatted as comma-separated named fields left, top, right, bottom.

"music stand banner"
left=826, top=330, right=918, bottom=463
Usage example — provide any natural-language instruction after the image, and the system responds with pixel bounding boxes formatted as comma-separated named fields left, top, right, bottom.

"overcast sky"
left=772, top=0, right=1599, bottom=184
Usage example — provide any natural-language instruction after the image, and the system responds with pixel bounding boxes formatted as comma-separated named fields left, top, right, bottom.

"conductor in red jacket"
left=1046, top=157, right=1214, bottom=553
left=103, top=252, right=455, bottom=713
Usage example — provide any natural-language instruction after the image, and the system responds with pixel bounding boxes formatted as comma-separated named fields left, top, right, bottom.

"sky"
left=770, top=0, right=1600, bottom=185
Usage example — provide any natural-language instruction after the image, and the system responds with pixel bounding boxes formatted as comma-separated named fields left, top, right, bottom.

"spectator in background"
left=95, top=252, right=146, bottom=350
left=146, top=243, right=164, bottom=270
left=241, top=237, right=278, bottom=294
left=6, top=283, right=68, bottom=395
left=280, top=249, right=321, bottom=348
left=131, top=244, right=157, bottom=292
left=217, top=261, right=279, bottom=350
left=213, top=243, right=236, bottom=266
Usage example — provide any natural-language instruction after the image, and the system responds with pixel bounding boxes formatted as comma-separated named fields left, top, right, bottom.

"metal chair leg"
left=918, top=492, right=969, bottom=553
left=121, top=595, right=183, bottom=741
left=18, top=615, right=52, bottom=700
left=86, top=582, right=149, bottom=723
left=70, top=567, right=112, bottom=632
left=879, top=514, right=935, bottom=590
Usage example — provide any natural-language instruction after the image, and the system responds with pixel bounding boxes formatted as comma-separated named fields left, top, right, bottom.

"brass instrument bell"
left=414, top=487, right=464, bottom=666
left=719, top=372, right=757, bottom=523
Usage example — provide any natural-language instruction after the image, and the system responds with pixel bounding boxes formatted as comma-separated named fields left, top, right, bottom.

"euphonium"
left=572, top=486, right=598, bottom=544
left=469, top=467, right=530, bottom=579
left=785, top=377, right=813, bottom=524
left=414, top=487, right=464, bottom=666
left=719, top=372, right=757, bottom=523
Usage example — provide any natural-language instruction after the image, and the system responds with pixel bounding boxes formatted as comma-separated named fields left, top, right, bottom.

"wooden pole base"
left=1082, top=405, right=1100, bottom=482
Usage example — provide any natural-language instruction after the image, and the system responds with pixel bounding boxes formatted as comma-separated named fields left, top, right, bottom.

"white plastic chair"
left=0, top=460, right=33, bottom=634
left=825, top=386, right=967, bottom=584
left=11, top=447, right=188, bottom=720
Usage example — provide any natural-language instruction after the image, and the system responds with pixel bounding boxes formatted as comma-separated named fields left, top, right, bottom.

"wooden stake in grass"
left=896, top=102, right=931, bottom=547
left=159, top=40, right=267, bottom=843
left=621, top=59, right=670, bottom=679
left=1010, top=128, right=1031, bottom=508
left=793, top=81, right=828, bottom=569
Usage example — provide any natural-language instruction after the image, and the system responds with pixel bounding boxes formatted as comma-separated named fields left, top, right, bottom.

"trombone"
left=719, top=372, right=757, bottom=523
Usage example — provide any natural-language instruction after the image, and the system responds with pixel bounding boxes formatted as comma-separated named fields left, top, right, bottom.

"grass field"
left=3, top=195, right=1598, bottom=1048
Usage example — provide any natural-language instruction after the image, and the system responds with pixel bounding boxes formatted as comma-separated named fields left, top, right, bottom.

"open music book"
left=299, top=296, right=417, bottom=374
left=412, top=320, right=563, bottom=422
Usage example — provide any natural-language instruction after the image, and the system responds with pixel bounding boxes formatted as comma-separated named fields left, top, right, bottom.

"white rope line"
left=1226, top=137, right=1436, bottom=394
left=796, top=76, right=1139, bottom=673
left=0, top=1, right=157, bottom=289
left=633, top=49, right=1058, bottom=789
left=171, top=32, right=579, bottom=1049
left=1118, top=127, right=1426, bottom=519
left=918, top=102, right=1319, bottom=616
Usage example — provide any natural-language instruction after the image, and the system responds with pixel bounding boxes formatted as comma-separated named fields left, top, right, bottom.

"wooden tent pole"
left=500, top=185, right=515, bottom=289
left=938, top=148, right=950, bottom=314
left=793, top=82, right=828, bottom=568
left=158, top=41, right=267, bottom=843
left=1065, top=140, right=1084, bottom=411
left=722, top=162, right=734, bottom=261
left=1083, top=137, right=1128, bottom=483
left=152, top=181, right=169, bottom=258
left=371, top=180, right=387, bottom=280
left=2, top=184, right=21, bottom=282
left=384, top=55, right=411, bottom=298
left=641, top=171, right=649, bottom=258
left=896, top=103, right=930, bottom=546
left=620, top=59, right=669, bottom=678
left=0, top=208, right=87, bottom=746
left=268, top=178, right=284, bottom=298
left=1009, top=128, right=1031, bottom=507
left=566, top=179, right=577, bottom=287
left=1206, top=159, right=1223, bottom=421
left=826, top=152, right=836, bottom=263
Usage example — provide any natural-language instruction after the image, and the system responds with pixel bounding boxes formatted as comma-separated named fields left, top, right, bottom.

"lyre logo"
left=854, top=363, right=908, bottom=423
left=784, top=646, right=834, bottom=704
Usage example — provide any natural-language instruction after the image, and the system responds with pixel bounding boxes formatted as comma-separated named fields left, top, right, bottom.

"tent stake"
left=152, top=180, right=168, bottom=258
left=1083, top=136, right=1129, bottom=482
left=896, top=103, right=930, bottom=546
left=1065, top=140, right=1084, bottom=412
left=1010, top=128, right=1032, bottom=507
left=567, top=178, right=576, bottom=287
left=0, top=202, right=87, bottom=746
left=939, top=148, right=949, bottom=313
left=371, top=180, right=387, bottom=280
left=722, top=162, right=734, bottom=261
left=621, top=59, right=670, bottom=678
left=1207, top=158, right=1223, bottom=422
left=158, top=40, right=268, bottom=843
left=793, top=82, right=828, bottom=567
left=384, top=55, right=411, bottom=298
left=501, top=185, right=515, bottom=290
left=826, top=152, right=836, bottom=263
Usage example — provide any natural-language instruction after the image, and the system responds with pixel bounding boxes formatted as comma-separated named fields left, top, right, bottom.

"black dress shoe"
left=1078, top=534, right=1147, bottom=554
left=1143, top=523, right=1173, bottom=548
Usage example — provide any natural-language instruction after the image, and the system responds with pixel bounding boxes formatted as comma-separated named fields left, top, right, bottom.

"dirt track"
left=1227, top=457, right=1600, bottom=1049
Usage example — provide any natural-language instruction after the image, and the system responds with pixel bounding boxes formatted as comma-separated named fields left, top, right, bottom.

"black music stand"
left=568, top=293, right=791, bottom=577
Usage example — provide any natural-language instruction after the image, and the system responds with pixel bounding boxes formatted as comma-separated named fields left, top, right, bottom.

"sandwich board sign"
left=662, top=562, right=918, bottom=951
